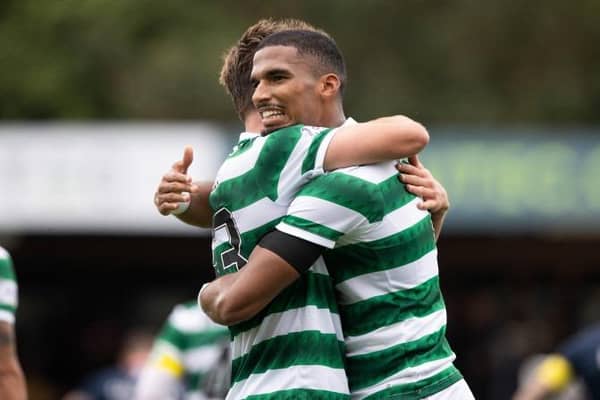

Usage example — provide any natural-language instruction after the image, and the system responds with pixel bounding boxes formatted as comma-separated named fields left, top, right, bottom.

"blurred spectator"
left=134, top=301, right=230, bottom=400
left=0, top=246, right=27, bottom=400
left=62, top=329, right=153, bottom=400
left=513, top=323, right=600, bottom=400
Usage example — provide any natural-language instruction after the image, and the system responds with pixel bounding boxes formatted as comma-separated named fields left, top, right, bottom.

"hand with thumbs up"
left=154, top=146, right=215, bottom=227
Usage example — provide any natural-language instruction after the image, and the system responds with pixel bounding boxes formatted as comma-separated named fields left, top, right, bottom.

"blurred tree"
left=0, top=0, right=598, bottom=124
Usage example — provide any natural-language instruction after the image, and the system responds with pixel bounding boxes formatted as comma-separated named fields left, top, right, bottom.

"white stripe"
left=0, top=247, right=9, bottom=259
left=351, top=356, right=456, bottom=400
left=345, top=309, right=447, bottom=356
left=286, top=196, right=367, bottom=233
left=153, top=340, right=183, bottom=361
left=276, top=222, right=336, bottom=249
left=423, top=379, right=474, bottom=400
left=337, top=161, right=398, bottom=184
left=336, top=250, right=439, bottom=304
left=0, top=279, right=18, bottom=307
left=231, top=305, right=343, bottom=359
left=307, top=257, right=330, bottom=276
left=276, top=132, right=314, bottom=203
left=314, top=128, right=337, bottom=172
left=0, top=309, right=15, bottom=324
left=170, top=304, right=224, bottom=333
left=212, top=223, right=231, bottom=251
left=227, top=365, right=349, bottom=399
left=183, top=345, right=224, bottom=373
left=361, top=198, right=430, bottom=241
left=215, top=137, right=265, bottom=183
left=232, top=197, right=287, bottom=234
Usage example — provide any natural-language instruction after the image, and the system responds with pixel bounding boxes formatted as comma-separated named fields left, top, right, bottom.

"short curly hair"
left=219, top=19, right=329, bottom=121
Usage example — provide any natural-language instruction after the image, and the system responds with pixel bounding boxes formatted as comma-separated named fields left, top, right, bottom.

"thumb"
left=408, top=155, right=423, bottom=168
left=180, top=145, right=194, bottom=174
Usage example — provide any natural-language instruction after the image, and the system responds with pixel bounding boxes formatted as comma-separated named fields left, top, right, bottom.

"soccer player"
left=200, top=30, right=472, bottom=399
left=0, top=246, right=27, bottom=400
left=134, top=301, right=230, bottom=400
left=513, top=323, right=600, bottom=400
left=155, top=19, right=443, bottom=399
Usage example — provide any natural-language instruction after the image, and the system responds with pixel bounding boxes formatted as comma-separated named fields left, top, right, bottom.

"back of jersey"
left=209, top=126, right=349, bottom=399
left=278, top=161, right=461, bottom=398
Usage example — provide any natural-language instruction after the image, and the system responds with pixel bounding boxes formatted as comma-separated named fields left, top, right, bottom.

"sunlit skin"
left=251, top=45, right=345, bottom=135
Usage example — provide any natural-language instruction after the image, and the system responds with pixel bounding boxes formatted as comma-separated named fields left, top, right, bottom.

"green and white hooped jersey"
left=209, top=125, right=350, bottom=400
left=151, top=301, right=230, bottom=399
left=277, top=162, right=462, bottom=399
left=0, top=247, right=18, bottom=324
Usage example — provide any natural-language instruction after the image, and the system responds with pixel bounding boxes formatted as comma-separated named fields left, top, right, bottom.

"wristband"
left=170, top=194, right=191, bottom=215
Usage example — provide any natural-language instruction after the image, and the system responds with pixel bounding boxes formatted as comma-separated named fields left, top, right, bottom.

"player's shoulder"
left=267, top=124, right=332, bottom=141
left=0, top=247, right=10, bottom=261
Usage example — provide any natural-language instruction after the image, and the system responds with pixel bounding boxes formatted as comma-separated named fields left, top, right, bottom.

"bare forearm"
left=200, top=274, right=247, bottom=325
left=200, top=247, right=300, bottom=326
left=0, top=367, right=27, bottom=400
left=325, top=115, right=429, bottom=171
left=0, top=325, right=27, bottom=400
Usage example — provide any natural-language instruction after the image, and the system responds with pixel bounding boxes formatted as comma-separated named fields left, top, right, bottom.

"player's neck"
left=243, top=111, right=263, bottom=133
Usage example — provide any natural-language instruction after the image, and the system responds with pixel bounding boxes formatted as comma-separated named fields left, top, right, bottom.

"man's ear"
left=319, top=74, right=341, bottom=98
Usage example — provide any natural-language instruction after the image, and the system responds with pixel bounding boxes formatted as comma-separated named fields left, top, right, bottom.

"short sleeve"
left=276, top=172, right=383, bottom=249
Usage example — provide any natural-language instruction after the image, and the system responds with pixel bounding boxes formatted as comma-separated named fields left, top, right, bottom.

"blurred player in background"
left=513, top=323, right=600, bottom=400
left=0, top=246, right=27, bottom=400
left=134, top=300, right=229, bottom=400
left=62, top=330, right=152, bottom=400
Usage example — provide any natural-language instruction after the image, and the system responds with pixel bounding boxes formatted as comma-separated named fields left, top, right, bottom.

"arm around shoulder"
left=324, top=115, right=429, bottom=171
left=199, top=247, right=301, bottom=326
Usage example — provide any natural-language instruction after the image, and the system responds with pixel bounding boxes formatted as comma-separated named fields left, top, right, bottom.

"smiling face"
left=251, top=45, right=325, bottom=134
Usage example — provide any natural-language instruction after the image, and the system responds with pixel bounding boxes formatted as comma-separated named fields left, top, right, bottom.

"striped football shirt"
left=148, top=301, right=230, bottom=399
left=277, top=161, right=463, bottom=399
left=209, top=124, right=350, bottom=400
left=0, top=246, right=18, bottom=324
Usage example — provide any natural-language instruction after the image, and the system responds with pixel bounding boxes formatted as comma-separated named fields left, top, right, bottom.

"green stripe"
left=0, top=258, right=15, bottom=280
left=247, top=388, right=350, bottom=400
left=296, top=173, right=383, bottom=222
left=239, top=218, right=282, bottom=259
left=282, top=216, right=343, bottom=242
left=228, top=138, right=256, bottom=159
left=301, top=128, right=334, bottom=174
left=160, top=325, right=229, bottom=352
left=185, top=373, right=202, bottom=394
left=210, top=169, right=264, bottom=211
left=231, top=331, right=345, bottom=382
left=340, top=276, right=444, bottom=337
left=0, top=304, right=15, bottom=313
left=379, top=174, right=418, bottom=215
left=209, top=126, right=302, bottom=211
left=362, top=366, right=462, bottom=399
left=347, top=327, right=455, bottom=390
left=255, top=126, right=303, bottom=201
left=326, top=216, right=435, bottom=283
left=230, top=271, right=338, bottom=336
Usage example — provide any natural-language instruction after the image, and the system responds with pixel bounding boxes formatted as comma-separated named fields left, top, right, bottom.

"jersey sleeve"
left=0, top=247, right=18, bottom=324
left=257, top=125, right=337, bottom=198
left=276, top=172, right=384, bottom=248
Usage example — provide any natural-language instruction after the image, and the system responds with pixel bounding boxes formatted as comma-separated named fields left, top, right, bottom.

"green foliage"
left=1, top=0, right=599, bottom=123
